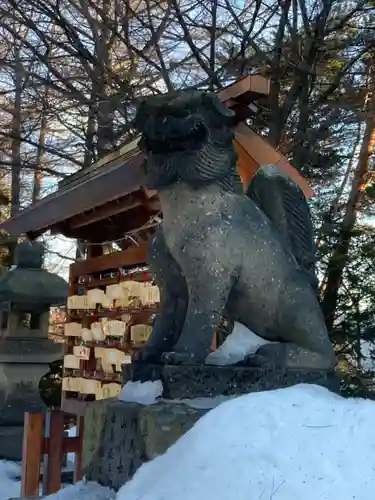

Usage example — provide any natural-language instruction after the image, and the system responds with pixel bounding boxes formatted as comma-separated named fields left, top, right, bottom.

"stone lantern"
left=0, top=240, right=68, bottom=460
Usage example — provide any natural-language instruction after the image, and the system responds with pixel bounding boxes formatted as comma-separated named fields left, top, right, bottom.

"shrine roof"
left=0, top=76, right=312, bottom=243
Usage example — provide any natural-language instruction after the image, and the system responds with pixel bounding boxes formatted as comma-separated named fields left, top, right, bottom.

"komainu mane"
left=133, top=90, right=336, bottom=371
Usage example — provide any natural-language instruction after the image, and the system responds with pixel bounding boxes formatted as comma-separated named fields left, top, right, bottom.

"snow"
left=0, top=460, right=21, bottom=500
left=206, top=321, right=274, bottom=365
left=117, top=384, right=375, bottom=500
left=4, top=384, right=375, bottom=500
left=67, top=426, right=77, bottom=467
left=119, top=382, right=230, bottom=409
left=166, top=395, right=231, bottom=410
left=361, top=340, right=375, bottom=371
left=118, top=380, right=163, bottom=405
left=0, top=462, right=114, bottom=500
left=43, top=481, right=115, bottom=500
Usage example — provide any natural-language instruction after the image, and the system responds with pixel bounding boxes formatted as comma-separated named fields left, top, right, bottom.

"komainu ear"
left=202, top=92, right=235, bottom=121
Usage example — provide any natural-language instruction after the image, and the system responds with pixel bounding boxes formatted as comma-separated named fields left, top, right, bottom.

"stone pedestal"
left=83, top=398, right=211, bottom=491
left=123, top=362, right=340, bottom=399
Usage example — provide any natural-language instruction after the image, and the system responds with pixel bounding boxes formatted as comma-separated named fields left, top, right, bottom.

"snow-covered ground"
left=67, top=426, right=76, bottom=468
left=0, top=471, right=114, bottom=500
left=3, top=383, right=375, bottom=500
left=0, top=460, right=22, bottom=500
left=43, top=482, right=115, bottom=500
left=117, top=384, right=375, bottom=500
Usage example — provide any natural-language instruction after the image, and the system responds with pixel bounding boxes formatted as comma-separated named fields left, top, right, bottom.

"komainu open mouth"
left=143, top=120, right=207, bottom=153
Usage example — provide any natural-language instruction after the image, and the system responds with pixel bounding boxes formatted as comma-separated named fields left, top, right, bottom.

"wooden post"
left=43, top=410, right=65, bottom=495
left=21, top=412, right=44, bottom=497
left=21, top=410, right=85, bottom=498
left=74, top=416, right=85, bottom=482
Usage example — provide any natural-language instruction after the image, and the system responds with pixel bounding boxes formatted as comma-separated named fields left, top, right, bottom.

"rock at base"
left=85, top=364, right=339, bottom=490
left=83, top=398, right=210, bottom=491
left=123, top=362, right=340, bottom=399
left=84, top=365, right=339, bottom=490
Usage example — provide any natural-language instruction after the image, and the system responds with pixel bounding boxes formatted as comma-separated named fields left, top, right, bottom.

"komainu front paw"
left=132, top=348, right=163, bottom=365
left=130, top=350, right=163, bottom=382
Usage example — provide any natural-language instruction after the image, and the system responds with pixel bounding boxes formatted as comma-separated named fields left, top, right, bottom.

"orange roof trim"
left=234, top=123, right=314, bottom=198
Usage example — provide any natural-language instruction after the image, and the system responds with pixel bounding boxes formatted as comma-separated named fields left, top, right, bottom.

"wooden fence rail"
left=21, top=411, right=84, bottom=497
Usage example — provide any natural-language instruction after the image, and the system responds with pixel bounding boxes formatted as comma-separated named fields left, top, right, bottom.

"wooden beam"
left=142, top=196, right=161, bottom=212
left=43, top=410, right=65, bottom=495
left=219, top=75, right=270, bottom=103
left=70, top=244, right=148, bottom=276
left=21, top=412, right=44, bottom=498
left=142, top=187, right=158, bottom=199
left=234, top=122, right=314, bottom=198
left=63, top=436, right=82, bottom=453
left=61, top=398, right=87, bottom=418
left=87, top=244, right=104, bottom=259
left=69, top=195, right=143, bottom=229
left=41, top=436, right=81, bottom=454
left=59, top=207, right=154, bottom=243
left=74, top=417, right=85, bottom=482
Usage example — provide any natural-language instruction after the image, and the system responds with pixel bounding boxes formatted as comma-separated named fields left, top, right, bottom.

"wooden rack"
left=61, top=244, right=159, bottom=416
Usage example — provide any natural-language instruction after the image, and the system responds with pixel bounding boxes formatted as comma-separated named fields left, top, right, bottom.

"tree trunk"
left=32, top=90, right=48, bottom=202
left=84, top=94, right=97, bottom=167
left=10, top=47, right=22, bottom=216
left=322, top=56, right=375, bottom=331
left=95, top=0, right=114, bottom=158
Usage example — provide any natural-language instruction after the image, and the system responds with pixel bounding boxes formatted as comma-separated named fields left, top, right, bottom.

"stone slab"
left=0, top=425, right=24, bottom=461
left=83, top=398, right=209, bottom=491
left=123, top=362, right=340, bottom=399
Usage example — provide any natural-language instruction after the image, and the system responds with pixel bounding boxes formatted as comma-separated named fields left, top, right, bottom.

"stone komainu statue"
left=133, top=90, right=336, bottom=371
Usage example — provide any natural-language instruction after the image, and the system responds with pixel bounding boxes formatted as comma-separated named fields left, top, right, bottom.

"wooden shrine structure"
left=0, top=76, right=313, bottom=495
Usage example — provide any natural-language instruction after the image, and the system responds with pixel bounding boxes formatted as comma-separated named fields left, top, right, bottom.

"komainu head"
left=134, top=90, right=238, bottom=190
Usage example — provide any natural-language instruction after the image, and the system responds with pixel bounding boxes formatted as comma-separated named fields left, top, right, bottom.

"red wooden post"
left=43, top=410, right=65, bottom=495
left=74, top=416, right=85, bottom=482
left=21, top=412, right=44, bottom=497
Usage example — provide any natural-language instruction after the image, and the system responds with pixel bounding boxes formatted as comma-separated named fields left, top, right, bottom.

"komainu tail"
left=247, top=165, right=317, bottom=291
